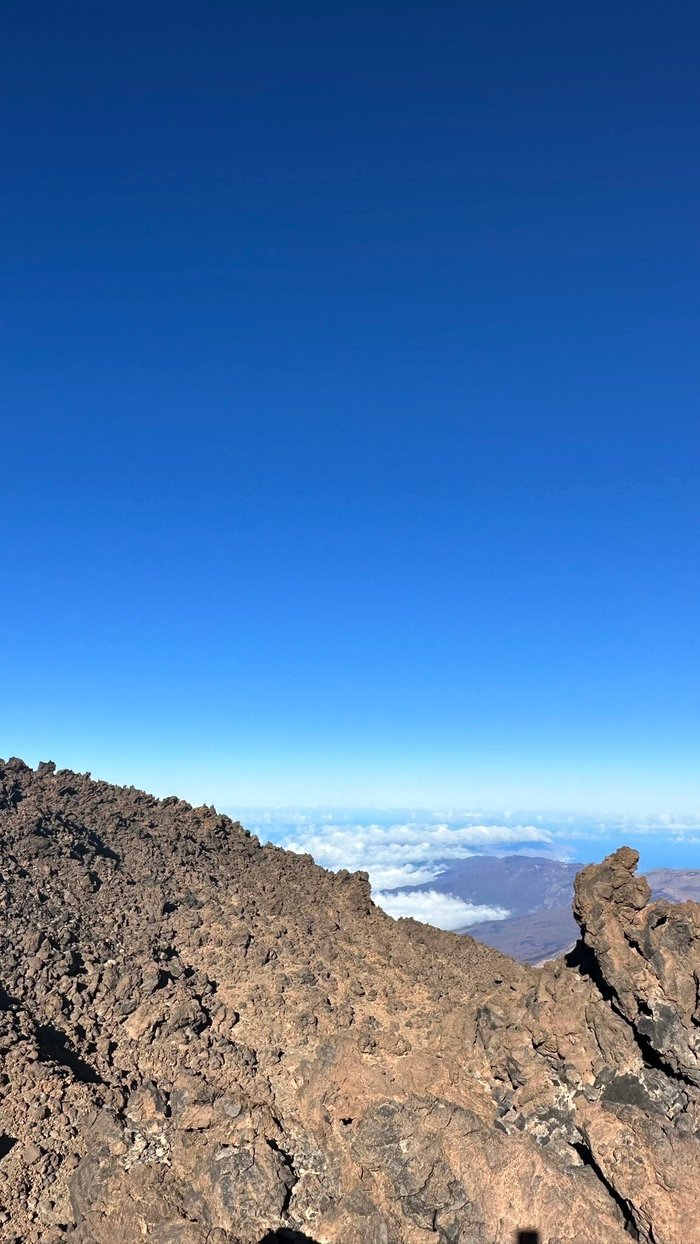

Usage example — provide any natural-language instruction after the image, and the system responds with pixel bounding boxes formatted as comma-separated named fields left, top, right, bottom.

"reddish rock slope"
left=0, top=759, right=698, bottom=1243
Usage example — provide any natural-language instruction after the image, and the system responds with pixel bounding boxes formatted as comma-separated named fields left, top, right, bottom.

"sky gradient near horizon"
left=2, top=2, right=699, bottom=817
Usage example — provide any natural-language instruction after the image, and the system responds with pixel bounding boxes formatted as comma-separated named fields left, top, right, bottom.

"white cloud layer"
left=373, top=889, right=509, bottom=931
left=272, top=819, right=552, bottom=891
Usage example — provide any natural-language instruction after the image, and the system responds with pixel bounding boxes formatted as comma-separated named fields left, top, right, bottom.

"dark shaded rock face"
left=0, top=759, right=699, bottom=1243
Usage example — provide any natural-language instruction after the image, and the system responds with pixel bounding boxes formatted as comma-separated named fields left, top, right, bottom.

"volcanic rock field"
left=0, top=758, right=699, bottom=1242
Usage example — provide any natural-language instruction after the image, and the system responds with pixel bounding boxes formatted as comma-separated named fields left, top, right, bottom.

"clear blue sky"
left=2, top=1, right=698, bottom=812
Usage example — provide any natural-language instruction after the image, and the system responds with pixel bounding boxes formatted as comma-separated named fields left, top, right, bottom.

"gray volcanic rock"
left=0, top=759, right=699, bottom=1243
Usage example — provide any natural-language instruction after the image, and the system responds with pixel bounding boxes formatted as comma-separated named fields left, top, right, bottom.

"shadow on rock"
left=258, top=1233, right=321, bottom=1243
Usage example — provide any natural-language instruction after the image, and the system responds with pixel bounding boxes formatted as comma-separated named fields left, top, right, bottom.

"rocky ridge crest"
left=0, top=759, right=698, bottom=1243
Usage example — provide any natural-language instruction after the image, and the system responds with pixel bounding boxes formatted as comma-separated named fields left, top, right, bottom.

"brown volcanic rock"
left=0, top=760, right=698, bottom=1243
left=573, top=846, right=700, bottom=1085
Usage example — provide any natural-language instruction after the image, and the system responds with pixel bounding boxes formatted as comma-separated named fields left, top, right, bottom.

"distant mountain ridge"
left=645, top=867, right=700, bottom=902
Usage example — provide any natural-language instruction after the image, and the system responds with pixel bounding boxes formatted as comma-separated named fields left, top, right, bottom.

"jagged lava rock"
left=0, top=758, right=698, bottom=1243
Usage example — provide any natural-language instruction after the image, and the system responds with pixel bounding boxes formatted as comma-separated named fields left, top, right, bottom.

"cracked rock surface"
left=0, top=758, right=698, bottom=1243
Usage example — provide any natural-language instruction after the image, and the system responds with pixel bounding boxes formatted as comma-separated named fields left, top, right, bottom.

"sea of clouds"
left=370, top=888, right=509, bottom=931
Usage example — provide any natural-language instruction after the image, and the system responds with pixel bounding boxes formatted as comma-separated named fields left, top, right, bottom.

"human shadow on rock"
left=258, top=1232, right=320, bottom=1243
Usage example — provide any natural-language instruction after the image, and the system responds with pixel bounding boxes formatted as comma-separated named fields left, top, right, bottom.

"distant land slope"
left=383, top=855, right=700, bottom=964
left=397, top=854, right=581, bottom=913
left=468, top=903, right=578, bottom=964
left=1, top=758, right=700, bottom=1243
left=645, top=867, right=700, bottom=902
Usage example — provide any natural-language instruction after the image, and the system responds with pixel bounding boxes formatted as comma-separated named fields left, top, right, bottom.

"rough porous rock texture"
left=0, top=759, right=698, bottom=1244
